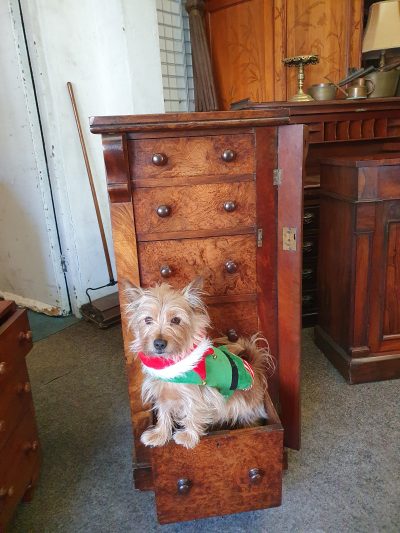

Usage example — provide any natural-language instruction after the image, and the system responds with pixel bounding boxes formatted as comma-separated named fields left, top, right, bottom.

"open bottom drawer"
left=151, top=392, right=283, bottom=523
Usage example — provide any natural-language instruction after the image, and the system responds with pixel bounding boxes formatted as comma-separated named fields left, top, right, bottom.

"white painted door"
left=0, top=0, right=70, bottom=315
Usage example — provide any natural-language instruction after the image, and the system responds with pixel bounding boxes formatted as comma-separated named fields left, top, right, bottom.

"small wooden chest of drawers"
left=0, top=301, right=41, bottom=529
left=91, top=110, right=305, bottom=523
left=315, top=154, right=400, bottom=384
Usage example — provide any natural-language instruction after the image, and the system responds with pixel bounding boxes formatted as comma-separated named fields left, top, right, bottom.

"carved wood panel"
left=205, top=0, right=363, bottom=108
left=286, top=0, right=362, bottom=99
left=383, top=220, right=400, bottom=337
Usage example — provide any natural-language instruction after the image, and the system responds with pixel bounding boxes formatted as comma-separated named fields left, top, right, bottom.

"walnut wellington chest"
left=91, top=110, right=305, bottom=523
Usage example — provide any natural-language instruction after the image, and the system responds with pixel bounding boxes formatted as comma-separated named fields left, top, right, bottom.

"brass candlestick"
left=283, top=55, right=319, bottom=102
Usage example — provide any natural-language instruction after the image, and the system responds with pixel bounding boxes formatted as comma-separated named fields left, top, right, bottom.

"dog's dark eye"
left=144, top=316, right=153, bottom=324
left=171, top=317, right=181, bottom=325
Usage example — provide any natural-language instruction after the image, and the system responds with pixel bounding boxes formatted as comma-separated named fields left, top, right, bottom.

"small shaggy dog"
left=125, top=279, right=274, bottom=449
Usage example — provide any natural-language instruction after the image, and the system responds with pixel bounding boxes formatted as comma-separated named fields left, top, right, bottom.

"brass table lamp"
left=283, top=55, right=319, bottom=102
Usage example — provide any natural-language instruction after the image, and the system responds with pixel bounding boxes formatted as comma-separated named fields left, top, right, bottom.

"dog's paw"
left=140, top=427, right=170, bottom=447
left=173, top=430, right=200, bottom=449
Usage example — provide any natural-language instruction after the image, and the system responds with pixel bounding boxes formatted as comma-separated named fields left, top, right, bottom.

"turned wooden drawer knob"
left=302, top=241, right=314, bottom=253
left=151, top=153, right=168, bottom=166
left=303, top=211, right=315, bottom=225
left=221, top=149, right=236, bottom=162
left=223, top=201, right=236, bottom=212
left=19, top=330, right=33, bottom=342
left=156, top=205, right=171, bottom=218
left=23, top=440, right=39, bottom=453
left=17, top=382, right=31, bottom=394
left=177, top=478, right=191, bottom=495
left=302, top=267, right=314, bottom=279
left=160, top=265, right=172, bottom=278
left=0, top=486, right=14, bottom=499
left=227, top=329, right=239, bottom=342
left=0, top=420, right=5, bottom=432
left=225, top=260, right=238, bottom=274
left=0, top=362, right=6, bottom=376
left=249, top=468, right=263, bottom=484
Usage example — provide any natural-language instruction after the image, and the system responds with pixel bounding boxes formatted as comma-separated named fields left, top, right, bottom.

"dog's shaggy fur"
left=125, top=279, right=274, bottom=449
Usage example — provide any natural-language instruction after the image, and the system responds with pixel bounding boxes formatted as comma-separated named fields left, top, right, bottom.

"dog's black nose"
left=153, top=338, right=167, bottom=351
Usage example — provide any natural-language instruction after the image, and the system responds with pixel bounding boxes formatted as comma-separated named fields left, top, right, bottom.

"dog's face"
left=125, top=278, right=209, bottom=358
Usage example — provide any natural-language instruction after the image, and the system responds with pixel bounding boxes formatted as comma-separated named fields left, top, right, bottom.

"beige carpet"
left=9, top=322, right=400, bottom=533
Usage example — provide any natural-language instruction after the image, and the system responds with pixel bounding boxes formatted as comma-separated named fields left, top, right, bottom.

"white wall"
left=18, top=0, right=165, bottom=315
left=0, top=0, right=70, bottom=314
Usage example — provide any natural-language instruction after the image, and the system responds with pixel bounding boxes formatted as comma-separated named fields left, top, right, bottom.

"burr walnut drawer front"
left=0, top=413, right=40, bottom=528
left=138, top=235, right=256, bottom=296
left=133, top=181, right=256, bottom=238
left=130, top=134, right=255, bottom=184
left=0, top=309, right=32, bottom=381
left=208, top=300, right=258, bottom=341
left=151, top=398, right=283, bottom=524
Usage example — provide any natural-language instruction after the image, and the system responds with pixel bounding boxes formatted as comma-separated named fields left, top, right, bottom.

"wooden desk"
left=234, top=98, right=400, bottom=326
left=316, top=154, right=400, bottom=383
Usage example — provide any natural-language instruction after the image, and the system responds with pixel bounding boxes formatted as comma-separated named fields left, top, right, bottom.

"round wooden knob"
left=177, top=478, right=191, bottom=495
left=17, top=382, right=31, bottom=394
left=221, top=149, right=236, bottom=162
left=249, top=468, right=263, bottom=485
left=156, top=205, right=171, bottom=218
left=303, top=211, right=315, bottom=225
left=302, top=268, right=313, bottom=280
left=23, top=440, right=39, bottom=454
left=0, top=362, right=6, bottom=376
left=152, top=153, right=168, bottom=166
left=227, top=329, right=239, bottom=342
left=19, top=330, right=33, bottom=342
left=225, top=260, right=238, bottom=274
left=223, top=201, right=236, bottom=212
left=0, top=486, right=14, bottom=499
left=160, top=265, right=172, bottom=278
left=302, top=241, right=314, bottom=253
left=0, top=420, right=5, bottom=432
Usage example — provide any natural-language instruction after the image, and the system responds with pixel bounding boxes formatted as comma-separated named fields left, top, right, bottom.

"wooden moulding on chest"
left=92, top=111, right=305, bottom=523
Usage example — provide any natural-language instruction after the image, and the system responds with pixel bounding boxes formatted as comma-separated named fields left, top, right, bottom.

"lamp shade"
left=362, top=0, right=400, bottom=54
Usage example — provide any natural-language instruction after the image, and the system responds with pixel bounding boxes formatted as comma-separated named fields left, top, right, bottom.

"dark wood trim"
left=277, top=124, right=306, bottom=450
left=315, top=326, right=400, bottom=384
left=90, top=111, right=289, bottom=134
left=132, top=173, right=255, bottom=189
left=137, top=226, right=255, bottom=242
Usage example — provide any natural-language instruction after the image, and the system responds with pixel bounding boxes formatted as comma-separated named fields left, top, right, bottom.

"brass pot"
left=307, top=83, right=337, bottom=101
left=365, top=70, right=400, bottom=98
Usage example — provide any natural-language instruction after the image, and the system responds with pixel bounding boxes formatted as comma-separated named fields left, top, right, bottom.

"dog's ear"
left=121, top=280, right=144, bottom=303
left=182, top=277, right=204, bottom=308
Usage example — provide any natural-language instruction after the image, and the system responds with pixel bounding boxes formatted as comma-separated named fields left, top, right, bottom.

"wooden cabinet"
left=234, top=97, right=400, bottom=326
left=91, top=110, right=305, bottom=523
left=205, top=0, right=363, bottom=109
left=315, top=154, right=400, bottom=384
left=0, top=301, right=41, bottom=529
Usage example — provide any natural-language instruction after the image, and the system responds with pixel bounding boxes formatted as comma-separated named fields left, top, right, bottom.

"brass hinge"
left=257, top=228, right=263, bottom=248
left=282, top=227, right=297, bottom=251
left=273, top=168, right=282, bottom=186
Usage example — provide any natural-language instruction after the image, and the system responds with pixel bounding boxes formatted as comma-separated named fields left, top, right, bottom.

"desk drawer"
left=134, top=181, right=256, bottom=239
left=0, top=364, right=33, bottom=450
left=138, top=234, right=256, bottom=297
left=0, top=413, right=40, bottom=529
left=151, top=393, right=283, bottom=523
left=130, top=134, right=255, bottom=184
left=208, top=300, right=258, bottom=341
left=0, top=309, right=32, bottom=382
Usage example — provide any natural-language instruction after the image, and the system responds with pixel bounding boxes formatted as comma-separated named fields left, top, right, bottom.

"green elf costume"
left=139, top=338, right=254, bottom=398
